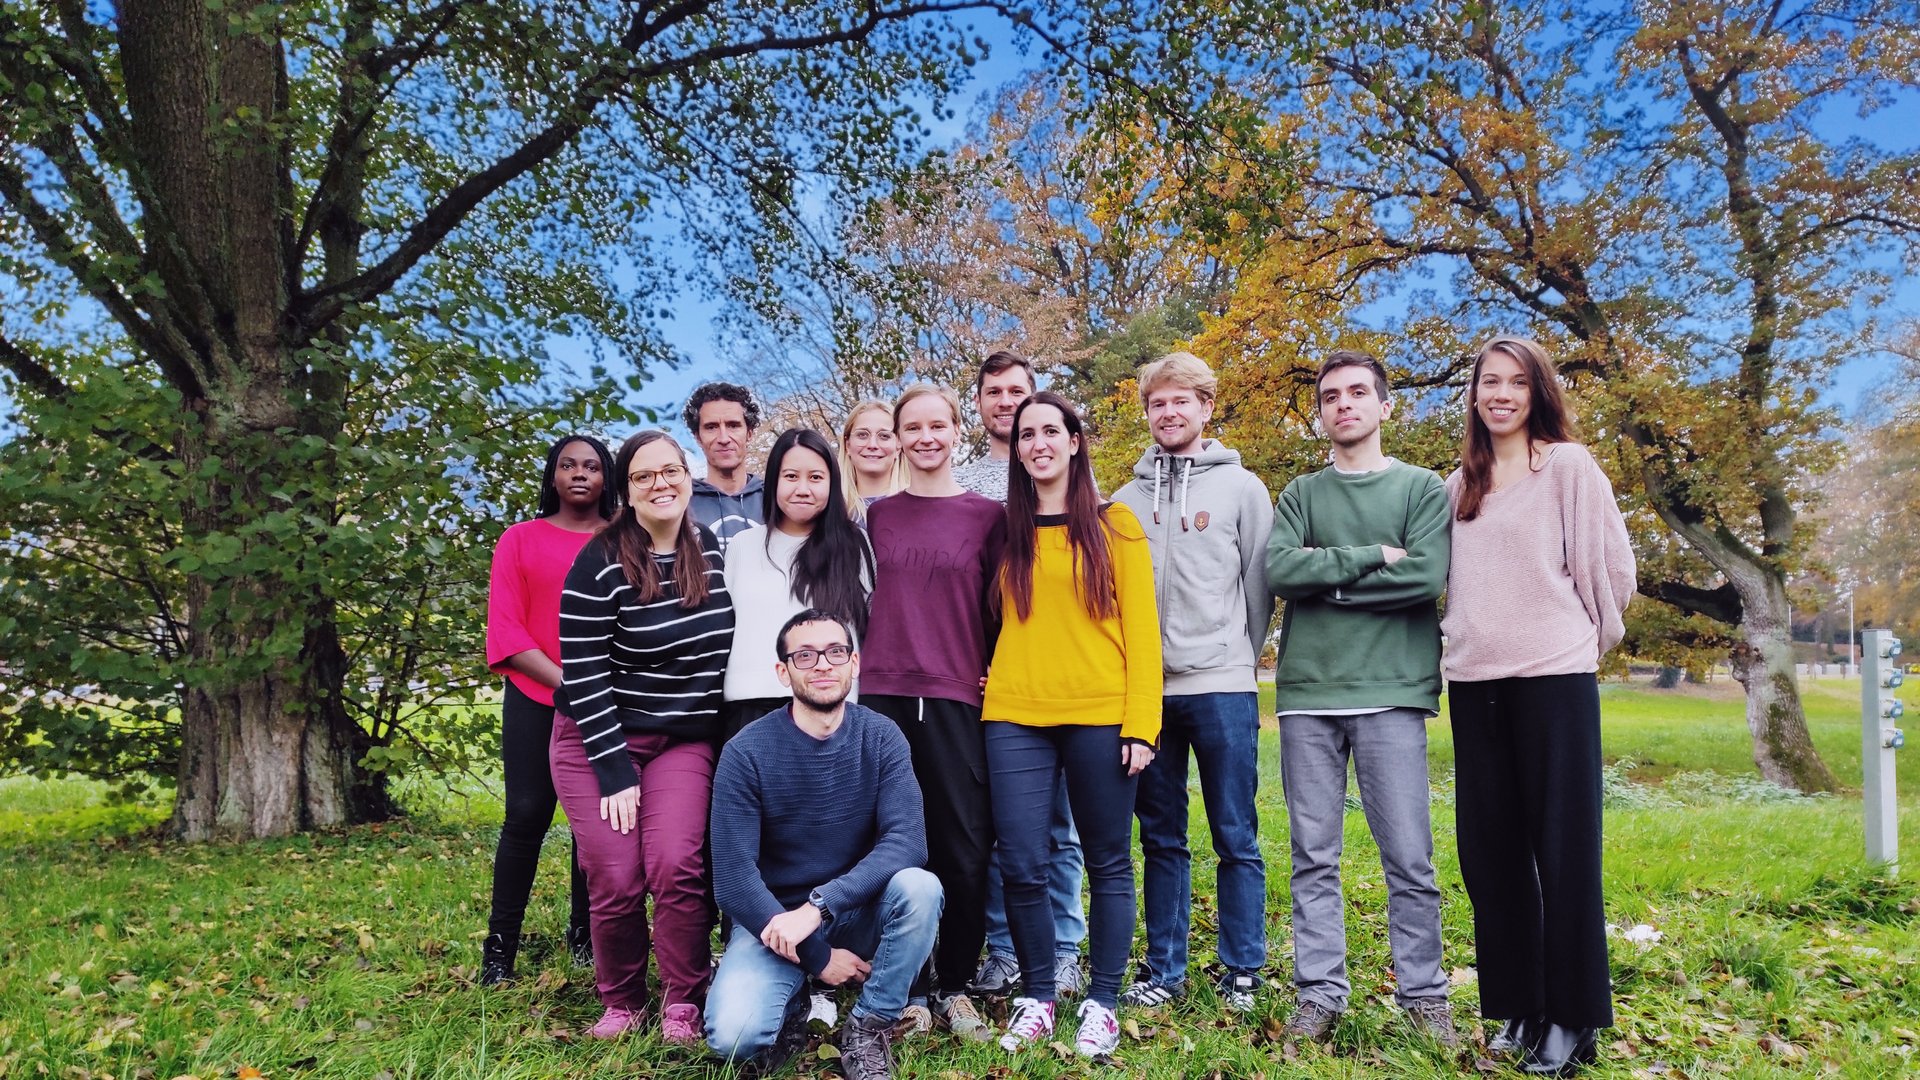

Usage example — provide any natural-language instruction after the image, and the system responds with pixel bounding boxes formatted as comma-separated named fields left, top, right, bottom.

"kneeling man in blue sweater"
left=706, top=608, right=942, bottom=1079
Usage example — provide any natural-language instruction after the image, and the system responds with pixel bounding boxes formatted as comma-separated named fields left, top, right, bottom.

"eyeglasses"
left=781, top=644, right=853, bottom=670
left=628, top=465, right=689, bottom=488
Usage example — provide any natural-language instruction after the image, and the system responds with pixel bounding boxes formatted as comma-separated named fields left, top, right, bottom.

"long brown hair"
left=1456, top=336, right=1579, bottom=522
left=998, top=392, right=1119, bottom=622
left=599, top=430, right=712, bottom=607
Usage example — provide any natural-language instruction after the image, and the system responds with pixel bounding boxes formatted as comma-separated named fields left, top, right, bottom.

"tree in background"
left=1080, top=0, right=1919, bottom=791
left=0, top=0, right=1028, bottom=839
left=1822, top=335, right=1920, bottom=653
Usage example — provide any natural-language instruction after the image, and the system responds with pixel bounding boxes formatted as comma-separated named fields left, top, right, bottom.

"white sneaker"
left=1074, top=998, right=1120, bottom=1058
left=806, top=990, right=838, bottom=1030
left=998, top=996, right=1055, bottom=1051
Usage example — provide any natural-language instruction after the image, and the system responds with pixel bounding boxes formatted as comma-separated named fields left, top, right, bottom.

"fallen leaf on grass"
left=815, top=1043, right=840, bottom=1060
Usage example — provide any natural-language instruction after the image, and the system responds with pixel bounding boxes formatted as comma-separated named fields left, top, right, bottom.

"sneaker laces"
left=1005, top=997, right=1054, bottom=1043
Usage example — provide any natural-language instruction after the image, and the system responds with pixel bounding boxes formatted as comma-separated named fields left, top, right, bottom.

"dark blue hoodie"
left=690, top=474, right=765, bottom=554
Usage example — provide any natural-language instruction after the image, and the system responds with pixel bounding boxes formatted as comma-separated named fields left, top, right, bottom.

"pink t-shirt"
left=487, top=518, right=601, bottom=706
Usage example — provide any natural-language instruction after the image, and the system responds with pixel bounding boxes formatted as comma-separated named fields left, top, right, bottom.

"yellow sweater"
left=983, top=503, right=1163, bottom=743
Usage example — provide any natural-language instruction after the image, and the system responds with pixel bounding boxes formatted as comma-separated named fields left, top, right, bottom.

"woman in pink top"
left=1441, top=339, right=1634, bottom=1076
left=481, top=434, right=615, bottom=986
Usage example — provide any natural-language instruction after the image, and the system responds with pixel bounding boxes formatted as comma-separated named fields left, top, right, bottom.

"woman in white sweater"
left=721, top=427, right=876, bottom=739
left=1442, top=337, right=1635, bottom=1076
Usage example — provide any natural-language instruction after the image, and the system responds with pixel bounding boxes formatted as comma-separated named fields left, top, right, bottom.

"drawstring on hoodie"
left=1178, top=459, right=1191, bottom=531
left=1151, top=451, right=1194, bottom=530
left=1151, top=455, right=1163, bottom=525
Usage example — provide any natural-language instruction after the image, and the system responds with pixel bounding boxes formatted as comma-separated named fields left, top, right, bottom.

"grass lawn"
left=1, top=679, right=1916, bottom=1078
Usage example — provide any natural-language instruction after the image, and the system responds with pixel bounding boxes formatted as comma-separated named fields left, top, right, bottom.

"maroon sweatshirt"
left=861, top=491, right=1007, bottom=707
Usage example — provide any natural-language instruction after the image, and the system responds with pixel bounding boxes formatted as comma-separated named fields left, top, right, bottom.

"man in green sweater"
left=1265, top=351, right=1458, bottom=1046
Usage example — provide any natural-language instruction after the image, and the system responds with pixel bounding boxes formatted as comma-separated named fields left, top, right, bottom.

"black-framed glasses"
left=782, top=644, right=853, bottom=670
left=628, top=464, right=689, bottom=488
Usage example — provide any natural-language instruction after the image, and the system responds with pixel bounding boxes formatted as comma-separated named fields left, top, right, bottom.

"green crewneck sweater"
left=1264, top=459, right=1450, bottom=713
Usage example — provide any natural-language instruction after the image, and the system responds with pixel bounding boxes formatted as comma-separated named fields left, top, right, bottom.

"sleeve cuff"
left=590, top=748, right=639, bottom=797
left=797, top=931, right=832, bottom=975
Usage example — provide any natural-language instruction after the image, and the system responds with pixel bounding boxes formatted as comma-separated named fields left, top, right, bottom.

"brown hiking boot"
left=1282, top=998, right=1340, bottom=1042
left=1405, top=998, right=1462, bottom=1047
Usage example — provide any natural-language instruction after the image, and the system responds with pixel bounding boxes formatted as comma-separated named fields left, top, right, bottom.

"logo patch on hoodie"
left=1193, top=510, right=1210, bottom=531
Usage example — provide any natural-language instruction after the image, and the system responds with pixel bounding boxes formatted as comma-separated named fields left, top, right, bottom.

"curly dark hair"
left=681, top=381, right=761, bottom=435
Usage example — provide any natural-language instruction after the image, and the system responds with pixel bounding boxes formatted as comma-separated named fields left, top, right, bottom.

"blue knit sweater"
left=709, top=703, right=926, bottom=973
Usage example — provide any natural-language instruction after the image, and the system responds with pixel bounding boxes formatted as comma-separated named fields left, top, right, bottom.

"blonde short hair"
left=1137, top=351, right=1218, bottom=408
left=891, top=383, right=965, bottom=430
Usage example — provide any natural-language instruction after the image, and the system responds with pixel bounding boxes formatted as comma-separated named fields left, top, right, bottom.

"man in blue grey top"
left=705, top=609, right=941, bottom=1080
left=684, top=381, right=765, bottom=552
left=1113, top=351, right=1275, bottom=1014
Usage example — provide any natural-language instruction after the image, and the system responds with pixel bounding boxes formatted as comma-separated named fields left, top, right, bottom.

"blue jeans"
left=984, top=722, right=1137, bottom=1007
left=983, top=773, right=1087, bottom=961
left=706, top=868, right=942, bottom=1062
left=1133, top=692, right=1266, bottom=985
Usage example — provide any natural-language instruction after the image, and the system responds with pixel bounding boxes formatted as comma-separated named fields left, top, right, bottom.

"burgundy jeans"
left=550, top=716, right=715, bottom=1010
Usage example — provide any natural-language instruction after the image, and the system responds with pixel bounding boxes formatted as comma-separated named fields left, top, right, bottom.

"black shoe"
left=566, top=922, right=593, bottom=969
left=479, top=932, right=517, bottom=987
left=1521, top=1023, right=1598, bottom=1075
left=1490, top=1015, right=1542, bottom=1054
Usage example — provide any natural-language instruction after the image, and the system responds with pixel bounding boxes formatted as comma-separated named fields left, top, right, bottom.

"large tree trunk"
left=166, top=389, right=390, bottom=841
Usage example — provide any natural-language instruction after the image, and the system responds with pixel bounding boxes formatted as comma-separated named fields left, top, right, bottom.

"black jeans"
left=1449, top=673, right=1613, bottom=1028
left=487, top=682, right=589, bottom=939
left=985, top=721, right=1139, bottom=1008
left=864, top=694, right=994, bottom=996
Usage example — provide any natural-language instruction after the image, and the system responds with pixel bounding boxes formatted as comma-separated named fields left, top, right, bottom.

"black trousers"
left=1449, top=673, right=1613, bottom=1028
left=487, top=682, right=590, bottom=939
left=865, top=693, right=994, bottom=995
left=723, top=696, right=791, bottom=744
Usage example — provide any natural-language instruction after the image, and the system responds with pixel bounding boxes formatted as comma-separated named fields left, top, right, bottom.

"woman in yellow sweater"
left=984, top=392, right=1163, bottom=1059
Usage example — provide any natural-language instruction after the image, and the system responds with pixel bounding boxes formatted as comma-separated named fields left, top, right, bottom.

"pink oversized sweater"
left=1441, top=442, right=1636, bottom=682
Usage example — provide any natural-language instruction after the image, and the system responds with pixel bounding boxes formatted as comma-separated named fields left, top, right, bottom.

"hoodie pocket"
left=1164, top=559, right=1236, bottom=673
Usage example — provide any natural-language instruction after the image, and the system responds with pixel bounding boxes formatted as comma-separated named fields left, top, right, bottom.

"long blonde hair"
left=837, top=399, right=908, bottom=518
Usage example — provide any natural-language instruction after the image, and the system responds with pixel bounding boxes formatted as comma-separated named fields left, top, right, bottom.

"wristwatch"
left=807, top=889, right=834, bottom=926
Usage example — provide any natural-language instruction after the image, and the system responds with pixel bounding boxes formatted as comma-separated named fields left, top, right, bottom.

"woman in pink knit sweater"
left=1441, top=338, right=1635, bottom=1076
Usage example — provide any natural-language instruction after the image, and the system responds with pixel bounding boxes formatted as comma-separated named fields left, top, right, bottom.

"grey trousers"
left=1279, top=708, right=1447, bottom=1010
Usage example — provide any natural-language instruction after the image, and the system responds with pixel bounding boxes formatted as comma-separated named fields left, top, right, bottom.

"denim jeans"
left=1133, top=691, right=1266, bottom=985
left=706, top=867, right=943, bottom=1062
left=984, top=721, right=1137, bottom=1007
left=983, top=773, right=1087, bottom=961
left=1279, top=708, right=1446, bottom=1011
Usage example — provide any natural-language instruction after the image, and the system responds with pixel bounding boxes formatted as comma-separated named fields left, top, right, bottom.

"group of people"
left=481, top=338, right=1635, bottom=1078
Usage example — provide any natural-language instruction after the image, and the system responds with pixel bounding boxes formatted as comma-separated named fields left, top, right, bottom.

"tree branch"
left=293, top=0, right=998, bottom=335
left=1639, top=576, right=1744, bottom=626
left=0, top=331, right=74, bottom=401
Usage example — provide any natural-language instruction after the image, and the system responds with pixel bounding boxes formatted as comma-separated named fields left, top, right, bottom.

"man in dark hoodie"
left=683, top=381, right=765, bottom=552
left=1113, top=352, right=1276, bottom=1014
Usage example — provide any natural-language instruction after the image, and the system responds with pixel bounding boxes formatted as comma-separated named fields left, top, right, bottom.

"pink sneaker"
left=661, top=1002, right=703, bottom=1045
left=588, top=1004, right=646, bottom=1039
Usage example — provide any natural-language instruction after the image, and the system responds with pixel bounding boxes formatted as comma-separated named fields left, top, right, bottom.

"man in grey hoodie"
left=1113, top=352, right=1275, bottom=1014
left=683, top=381, right=766, bottom=553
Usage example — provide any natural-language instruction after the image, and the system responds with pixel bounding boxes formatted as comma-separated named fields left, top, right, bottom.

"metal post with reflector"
left=1860, top=629, right=1905, bottom=870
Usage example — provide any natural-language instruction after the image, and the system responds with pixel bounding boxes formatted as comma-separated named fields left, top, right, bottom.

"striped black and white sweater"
left=557, top=525, right=734, bottom=795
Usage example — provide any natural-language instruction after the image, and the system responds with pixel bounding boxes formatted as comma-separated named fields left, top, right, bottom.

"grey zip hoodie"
left=1113, top=440, right=1276, bottom=696
left=689, top=474, right=764, bottom=554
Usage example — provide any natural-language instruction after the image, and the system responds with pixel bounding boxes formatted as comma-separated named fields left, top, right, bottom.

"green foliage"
left=0, top=314, right=628, bottom=793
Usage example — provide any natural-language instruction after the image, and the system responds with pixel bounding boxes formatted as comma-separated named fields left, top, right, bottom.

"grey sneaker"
left=932, top=991, right=993, bottom=1042
left=838, top=1012, right=894, bottom=1080
left=1119, top=978, right=1184, bottom=1007
left=1405, top=998, right=1461, bottom=1047
left=1217, top=971, right=1260, bottom=1013
left=1053, top=952, right=1085, bottom=998
left=1282, top=998, right=1340, bottom=1042
left=971, top=951, right=1022, bottom=995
